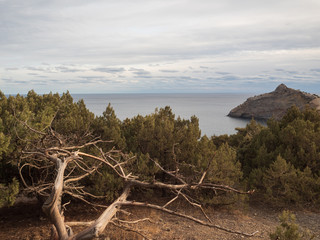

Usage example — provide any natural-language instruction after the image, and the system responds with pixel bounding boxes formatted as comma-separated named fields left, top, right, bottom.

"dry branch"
left=122, top=201, right=259, bottom=237
left=42, top=155, right=76, bottom=239
left=19, top=119, right=256, bottom=239
left=71, top=186, right=131, bottom=240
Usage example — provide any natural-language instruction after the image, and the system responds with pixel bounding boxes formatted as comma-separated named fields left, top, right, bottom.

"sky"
left=1, top=0, right=320, bottom=94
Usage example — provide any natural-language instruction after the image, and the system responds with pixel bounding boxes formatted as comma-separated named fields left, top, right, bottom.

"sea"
left=72, top=93, right=259, bottom=137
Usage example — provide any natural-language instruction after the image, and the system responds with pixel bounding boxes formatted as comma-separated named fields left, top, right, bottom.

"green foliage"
left=232, top=119, right=265, bottom=176
left=122, top=106, right=202, bottom=170
left=0, top=92, right=24, bottom=181
left=0, top=90, right=96, bottom=181
left=92, top=103, right=126, bottom=150
left=3, top=89, right=320, bottom=208
left=0, top=119, right=11, bottom=179
left=198, top=143, right=244, bottom=206
left=128, top=152, right=159, bottom=181
left=0, top=177, right=19, bottom=208
left=87, top=168, right=124, bottom=203
left=207, top=143, right=242, bottom=186
left=263, top=155, right=299, bottom=204
left=211, top=134, right=230, bottom=148
left=269, top=210, right=314, bottom=240
left=296, top=167, right=320, bottom=205
left=234, top=106, right=320, bottom=206
left=52, top=92, right=95, bottom=139
left=249, top=146, right=320, bottom=207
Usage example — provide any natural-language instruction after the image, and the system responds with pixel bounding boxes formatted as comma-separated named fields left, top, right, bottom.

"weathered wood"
left=42, top=157, right=71, bottom=240
left=70, top=186, right=130, bottom=240
left=20, top=120, right=257, bottom=239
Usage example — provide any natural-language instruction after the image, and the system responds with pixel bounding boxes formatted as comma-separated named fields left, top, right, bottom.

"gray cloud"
left=12, top=80, right=29, bottom=84
left=5, top=67, right=19, bottom=71
left=55, top=66, right=83, bottom=73
left=159, top=69, right=179, bottom=73
left=1, top=1, right=318, bottom=63
left=79, top=76, right=102, bottom=79
left=129, top=68, right=151, bottom=76
left=215, top=72, right=231, bottom=75
left=49, top=79, right=60, bottom=83
left=92, top=67, right=126, bottom=73
left=78, top=76, right=105, bottom=82
left=287, top=71, right=298, bottom=75
left=0, top=0, right=320, bottom=93
left=77, top=76, right=119, bottom=84
left=2, top=78, right=15, bottom=83
left=134, top=75, right=153, bottom=79
left=26, top=67, right=46, bottom=72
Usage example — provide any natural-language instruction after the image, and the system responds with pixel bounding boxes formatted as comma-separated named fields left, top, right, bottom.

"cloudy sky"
left=1, top=0, right=320, bottom=94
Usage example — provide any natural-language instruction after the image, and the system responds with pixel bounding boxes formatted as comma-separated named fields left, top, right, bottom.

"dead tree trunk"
left=42, top=156, right=71, bottom=239
left=72, top=186, right=130, bottom=240
left=19, top=125, right=257, bottom=239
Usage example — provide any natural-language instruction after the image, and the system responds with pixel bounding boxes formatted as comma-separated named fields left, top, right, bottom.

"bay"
left=72, top=93, right=256, bottom=136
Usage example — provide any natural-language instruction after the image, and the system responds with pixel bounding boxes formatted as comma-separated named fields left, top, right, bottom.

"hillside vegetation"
left=0, top=90, right=320, bottom=208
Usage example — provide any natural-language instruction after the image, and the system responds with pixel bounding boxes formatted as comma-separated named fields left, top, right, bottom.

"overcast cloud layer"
left=1, top=0, right=320, bottom=94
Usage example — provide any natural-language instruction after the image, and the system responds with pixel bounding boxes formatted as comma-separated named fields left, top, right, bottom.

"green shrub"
left=255, top=155, right=320, bottom=206
left=0, top=177, right=19, bottom=208
left=87, top=168, right=124, bottom=203
left=198, top=143, right=244, bottom=206
left=269, top=210, right=314, bottom=240
left=263, top=155, right=298, bottom=204
left=237, top=106, right=320, bottom=207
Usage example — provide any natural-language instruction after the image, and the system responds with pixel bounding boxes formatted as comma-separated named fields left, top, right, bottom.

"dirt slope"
left=1, top=200, right=319, bottom=240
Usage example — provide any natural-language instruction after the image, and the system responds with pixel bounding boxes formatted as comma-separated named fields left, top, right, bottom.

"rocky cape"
left=228, top=84, right=320, bottom=120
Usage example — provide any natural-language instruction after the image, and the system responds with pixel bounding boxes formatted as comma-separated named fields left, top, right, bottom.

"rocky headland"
left=228, top=84, right=320, bottom=120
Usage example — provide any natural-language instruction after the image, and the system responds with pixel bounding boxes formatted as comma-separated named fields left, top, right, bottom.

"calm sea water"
left=72, top=93, right=256, bottom=136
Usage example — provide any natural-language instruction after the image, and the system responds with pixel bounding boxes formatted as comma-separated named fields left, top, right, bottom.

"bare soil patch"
left=0, top=199, right=319, bottom=240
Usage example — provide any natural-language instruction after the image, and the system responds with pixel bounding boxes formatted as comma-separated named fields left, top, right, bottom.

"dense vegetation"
left=0, top=90, right=319, bottom=208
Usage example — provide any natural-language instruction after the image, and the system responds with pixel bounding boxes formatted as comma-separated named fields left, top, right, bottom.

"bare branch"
left=16, top=117, right=47, bottom=136
left=64, top=190, right=108, bottom=209
left=18, top=122, right=256, bottom=239
left=77, top=152, right=124, bottom=178
left=42, top=157, right=70, bottom=239
left=198, top=155, right=215, bottom=185
left=72, top=186, right=131, bottom=240
left=64, top=165, right=99, bottom=184
left=150, top=157, right=186, bottom=184
left=49, top=139, right=108, bottom=151
left=122, top=201, right=259, bottom=237
left=198, top=183, right=254, bottom=195
left=66, top=221, right=94, bottom=227
left=162, top=195, right=179, bottom=208
left=113, top=217, right=153, bottom=225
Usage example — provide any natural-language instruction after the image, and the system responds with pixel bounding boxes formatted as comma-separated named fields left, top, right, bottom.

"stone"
left=228, top=84, right=320, bottom=120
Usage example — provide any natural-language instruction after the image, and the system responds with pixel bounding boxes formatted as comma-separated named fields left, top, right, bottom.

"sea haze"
left=72, top=93, right=256, bottom=136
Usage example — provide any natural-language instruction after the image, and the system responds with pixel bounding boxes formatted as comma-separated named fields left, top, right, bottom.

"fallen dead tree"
left=18, top=121, right=257, bottom=240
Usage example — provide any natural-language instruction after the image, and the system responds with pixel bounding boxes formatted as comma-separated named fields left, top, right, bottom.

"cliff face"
left=228, top=84, right=320, bottom=120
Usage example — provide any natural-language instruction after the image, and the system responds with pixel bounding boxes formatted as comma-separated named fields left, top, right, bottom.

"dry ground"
left=0, top=198, right=319, bottom=240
